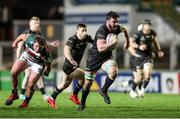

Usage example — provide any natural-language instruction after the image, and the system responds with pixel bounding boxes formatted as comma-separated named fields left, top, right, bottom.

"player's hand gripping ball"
left=106, top=33, right=118, bottom=50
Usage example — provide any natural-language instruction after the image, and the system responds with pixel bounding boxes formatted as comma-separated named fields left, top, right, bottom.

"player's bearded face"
left=77, top=27, right=87, bottom=40
left=109, top=18, right=119, bottom=30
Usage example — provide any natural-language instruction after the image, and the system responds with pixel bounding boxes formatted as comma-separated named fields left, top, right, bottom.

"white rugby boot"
left=129, top=90, right=138, bottom=98
left=120, top=81, right=129, bottom=88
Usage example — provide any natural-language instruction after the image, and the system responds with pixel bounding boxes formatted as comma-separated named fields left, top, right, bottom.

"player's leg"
left=5, top=59, right=27, bottom=105
left=100, top=59, right=118, bottom=104
left=130, top=69, right=143, bottom=98
left=18, top=63, right=44, bottom=108
left=51, top=73, right=73, bottom=101
left=78, top=70, right=96, bottom=111
left=140, top=62, right=153, bottom=97
left=19, top=68, right=30, bottom=100
left=68, top=68, right=85, bottom=105
left=36, top=76, right=49, bottom=101
left=121, top=56, right=136, bottom=88
left=18, top=69, right=41, bottom=108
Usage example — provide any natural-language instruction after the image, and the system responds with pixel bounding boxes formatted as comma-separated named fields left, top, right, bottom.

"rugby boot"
left=77, top=104, right=86, bottom=111
left=99, top=89, right=111, bottom=104
left=69, top=94, right=80, bottom=105
left=5, top=93, right=19, bottom=105
left=19, top=94, right=26, bottom=100
left=137, top=88, right=145, bottom=98
left=129, top=90, right=138, bottom=98
left=18, top=101, right=28, bottom=108
left=120, top=81, right=129, bottom=88
left=47, top=97, right=57, bottom=108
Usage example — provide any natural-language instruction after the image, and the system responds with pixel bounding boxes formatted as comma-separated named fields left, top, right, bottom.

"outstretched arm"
left=46, top=40, right=60, bottom=48
left=12, top=34, right=26, bottom=49
left=64, top=45, right=77, bottom=66
left=153, top=36, right=164, bottom=58
left=16, top=41, right=24, bottom=59
left=122, top=29, right=130, bottom=50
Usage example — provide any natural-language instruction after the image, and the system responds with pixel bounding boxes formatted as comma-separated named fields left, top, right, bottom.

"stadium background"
left=0, top=0, right=180, bottom=97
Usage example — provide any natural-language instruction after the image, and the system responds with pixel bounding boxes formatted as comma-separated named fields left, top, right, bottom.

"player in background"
left=123, top=19, right=164, bottom=98
left=5, top=35, right=53, bottom=108
left=5, top=16, right=59, bottom=107
left=48, top=23, right=94, bottom=108
left=14, top=16, right=59, bottom=101
left=120, top=23, right=143, bottom=90
left=78, top=11, right=130, bottom=111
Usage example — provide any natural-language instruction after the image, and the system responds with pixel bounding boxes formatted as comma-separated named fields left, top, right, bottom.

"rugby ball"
left=137, top=24, right=143, bottom=31
left=106, top=33, right=115, bottom=44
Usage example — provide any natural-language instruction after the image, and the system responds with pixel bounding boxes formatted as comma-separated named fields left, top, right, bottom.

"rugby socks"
left=138, top=81, right=143, bottom=90
left=143, top=78, right=150, bottom=88
left=24, top=87, right=35, bottom=104
left=20, top=88, right=26, bottom=95
left=12, top=89, right=18, bottom=94
left=101, top=76, right=114, bottom=93
left=73, top=83, right=82, bottom=95
left=51, top=87, right=63, bottom=100
left=132, top=81, right=137, bottom=91
left=24, top=96, right=31, bottom=104
left=39, top=88, right=46, bottom=95
left=128, top=79, right=134, bottom=85
left=81, top=89, right=90, bottom=106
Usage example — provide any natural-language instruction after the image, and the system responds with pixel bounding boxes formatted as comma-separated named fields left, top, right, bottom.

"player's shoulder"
left=133, top=31, right=141, bottom=38
left=97, top=24, right=108, bottom=33
left=86, top=34, right=92, bottom=39
left=23, top=29, right=31, bottom=34
left=68, top=34, right=77, bottom=41
left=150, top=29, right=157, bottom=36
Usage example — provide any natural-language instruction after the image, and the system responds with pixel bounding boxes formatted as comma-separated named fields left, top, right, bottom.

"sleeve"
left=65, top=37, right=75, bottom=48
left=151, top=29, right=157, bottom=37
left=86, top=35, right=94, bottom=44
left=97, top=29, right=106, bottom=40
left=132, top=32, right=139, bottom=40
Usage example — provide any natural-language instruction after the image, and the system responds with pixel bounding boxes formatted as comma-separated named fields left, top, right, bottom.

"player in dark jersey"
left=5, top=34, right=52, bottom=108
left=48, top=23, right=93, bottom=108
left=78, top=11, right=130, bottom=110
left=128, top=19, right=164, bottom=98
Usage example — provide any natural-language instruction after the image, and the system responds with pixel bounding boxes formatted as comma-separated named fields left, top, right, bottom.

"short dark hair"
left=34, top=35, right=45, bottom=46
left=106, top=11, right=119, bottom=20
left=30, top=16, right=40, bottom=21
left=77, top=23, right=87, bottom=29
left=143, top=19, right=151, bottom=25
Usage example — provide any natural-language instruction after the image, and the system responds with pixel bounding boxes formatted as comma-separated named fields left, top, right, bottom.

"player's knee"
left=78, top=79, right=85, bottom=86
left=83, top=80, right=93, bottom=90
left=135, top=69, right=143, bottom=81
left=11, top=69, right=18, bottom=77
left=63, top=81, right=71, bottom=89
left=108, top=68, right=118, bottom=80
left=134, top=74, right=142, bottom=83
left=144, top=63, right=153, bottom=73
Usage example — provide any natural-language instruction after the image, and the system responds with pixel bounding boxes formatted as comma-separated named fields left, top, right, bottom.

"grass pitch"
left=0, top=91, right=180, bottom=118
